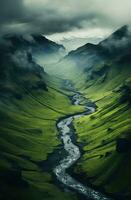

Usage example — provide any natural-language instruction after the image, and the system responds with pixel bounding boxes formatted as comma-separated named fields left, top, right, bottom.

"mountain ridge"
left=0, top=33, right=66, bottom=99
left=67, top=25, right=131, bottom=62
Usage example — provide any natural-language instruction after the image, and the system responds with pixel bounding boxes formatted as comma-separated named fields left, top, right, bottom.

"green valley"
left=0, top=25, right=131, bottom=200
left=0, top=77, right=83, bottom=200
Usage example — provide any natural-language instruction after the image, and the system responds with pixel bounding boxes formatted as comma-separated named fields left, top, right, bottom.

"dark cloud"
left=0, top=0, right=26, bottom=24
left=0, top=0, right=131, bottom=36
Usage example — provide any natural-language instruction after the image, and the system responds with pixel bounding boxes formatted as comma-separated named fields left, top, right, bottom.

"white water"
left=53, top=93, right=112, bottom=200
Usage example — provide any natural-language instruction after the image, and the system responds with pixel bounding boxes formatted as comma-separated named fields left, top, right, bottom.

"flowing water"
left=53, top=93, right=113, bottom=200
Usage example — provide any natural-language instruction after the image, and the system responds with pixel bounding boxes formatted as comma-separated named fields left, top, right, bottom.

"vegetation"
left=1, top=26, right=131, bottom=200
left=73, top=60, right=131, bottom=199
left=0, top=79, right=83, bottom=200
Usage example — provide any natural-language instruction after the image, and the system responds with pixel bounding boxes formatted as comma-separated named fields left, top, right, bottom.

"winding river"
left=53, top=93, right=113, bottom=200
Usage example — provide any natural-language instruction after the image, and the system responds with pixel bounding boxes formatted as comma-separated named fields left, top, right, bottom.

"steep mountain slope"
left=68, top=25, right=131, bottom=64
left=1, top=26, right=131, bottom=200
left=0, top=35, right=81, bottom=200
left=31, top=34, right=65, bottom=54
left=64, top=26, right=131, bottom=199
left=0, top=33, right=66, bottom=99
left=0, top=46, right=47, bottom=99
left=4, top=34, right=65, bottom=55
left=3, top=34, right=65, bottom=67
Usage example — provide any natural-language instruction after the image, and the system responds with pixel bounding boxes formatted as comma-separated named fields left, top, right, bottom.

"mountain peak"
left=112, top=25, right=128, bottom=39
left=100, top=25, right=129, bottom=47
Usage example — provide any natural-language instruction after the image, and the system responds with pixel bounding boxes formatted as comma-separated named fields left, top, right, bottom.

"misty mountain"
left=55, top=26, right=131, bottom=199
left=0, top=33, right=64, bottom=99
left=58, top=36, right=103, bottom=51
left=2, top=34, right=65, bottom=55
left=0, top=25, right=131, bottom=200
left=66, top=26, right=131, bottom=70
left=63, top=25, right=131, bottom=104
left=31, top=34, right=65, bottom=54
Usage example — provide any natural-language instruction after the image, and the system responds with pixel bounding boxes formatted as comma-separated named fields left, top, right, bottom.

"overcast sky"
left=1, top=0, right=131, bottom=50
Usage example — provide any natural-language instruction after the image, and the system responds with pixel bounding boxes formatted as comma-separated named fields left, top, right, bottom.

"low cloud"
left=11, top=50, right=33, bottom=69
left=100, top=26, right=131, bottom=52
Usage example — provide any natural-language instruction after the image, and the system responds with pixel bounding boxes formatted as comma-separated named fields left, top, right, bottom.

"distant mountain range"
left=67, top=25, right=131, bottom=69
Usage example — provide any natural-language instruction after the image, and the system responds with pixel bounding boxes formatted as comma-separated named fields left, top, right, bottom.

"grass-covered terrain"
left=0, top=33, right=86, bottom=200
left=1, top=26, right=131, bottom=200
left=39, top=26, right=131, bottom=199
left=73, top=60, right=131, bottom=199
left=0, top=77, right=84, bottom=200
left=49, top=26, right=131, bottom=199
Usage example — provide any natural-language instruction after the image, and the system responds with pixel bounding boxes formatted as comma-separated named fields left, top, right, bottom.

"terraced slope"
left=74, top=74, right=131, bottom=199
left=48, top=26, right=131, bottom=199
left=0, top=35, right=82, bottom=200
left=1, top=25, right=131, bottom=200
left=67, top=27, right=131, bottom=199
left=0, top=77, right=85, bottom=200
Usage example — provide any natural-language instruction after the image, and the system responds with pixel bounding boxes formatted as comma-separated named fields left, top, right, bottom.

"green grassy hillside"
left=73, top=57, right=131, bottom=199
left=0, top=34, right=84, bottom=200
left=37, top=26, right=131, bottom=199
left=35, top=26, right=131, bottom=199
left=0, top=77, right=84, bottom=200
left=1, top=26, right=131, bottom=200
